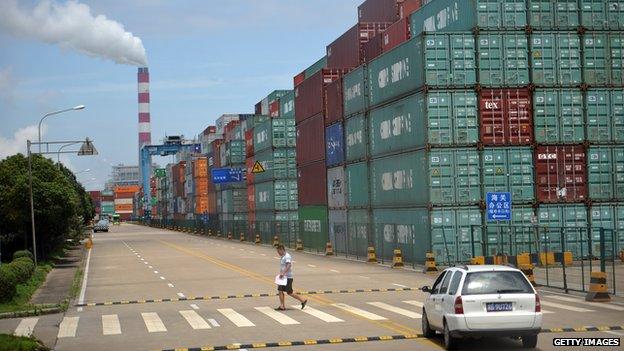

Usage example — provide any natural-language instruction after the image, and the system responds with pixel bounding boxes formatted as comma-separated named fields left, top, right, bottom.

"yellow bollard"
left=392, top=249, right=403, bottom=268
left=296, top=239, right=303, bottom=251
left=470, top=256, right=485, bottom=265
left=85, top=238, right=93, bottom=249
left=227, top=232, right=233, bottom=240
left=240, top=233, right=245, bottom=242
left=367, top=246, right=377, bottom=263
left=520, top=264, right=537, bottom=286
left=273, top=236, right=279, bottom=247
left=423, top=252, right=438, bottom=274
left=255, top=234, right=260, bottom=244
left=325, top=242, right=334, bottom=256
left=585, top=271, right=611, bottom=302
left=619, top=250, right=624, bottom=263
left=539, top=252, right=555, bottom=266
left=493, top=254, right=508, bottom=265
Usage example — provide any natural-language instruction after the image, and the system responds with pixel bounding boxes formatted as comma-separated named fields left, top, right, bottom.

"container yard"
left=141, top=0, right=624, bottom=266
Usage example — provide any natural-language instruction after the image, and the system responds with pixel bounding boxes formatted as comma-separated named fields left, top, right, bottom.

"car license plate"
left=486, top=302, right=513, bottom=312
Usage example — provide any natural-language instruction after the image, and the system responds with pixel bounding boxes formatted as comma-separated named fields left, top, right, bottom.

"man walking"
left=275, top=244, right=307, bottom=311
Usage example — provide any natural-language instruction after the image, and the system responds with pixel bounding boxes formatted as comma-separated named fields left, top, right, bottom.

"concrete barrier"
left=585, top=271, right=611, bottom=302
left=325, top=242, right=334, bottom=256
left=296, top=239, right=303, bottom=251
left=367, top=246, right=377, bottom=263
left=392, top=249, right=403, bottom=268
left=423, top=252, right=438, bottom=274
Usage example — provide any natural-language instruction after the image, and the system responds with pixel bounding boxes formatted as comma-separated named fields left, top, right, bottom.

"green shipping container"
left=370, top=148, right=480, bottom=207
left=537, top=204, right=588, bottom=256
left=255, top=180, right=298, bottom=211
left=298, top=206, right=328, bottom=251
left=530, top=32, right=582, bottom=86
left=224, top=140, right=245, bottom=165
left=343, top=65, right=367, bottom=117
left=253, top=118, right=296, bottom=153
left=368, top=33, right=476, bottom=107
left=221, top=189, right=247, bottom=214
left=588, top=146, right=624, bottom=201
left=581, top=0, right=624, bottom=30
left=255, top=211, right=298, bottom=244
left=253, top=148, right=297, bottom=183
left=252, top=115, right=270, bottom=127
left=589, top=204, right=624, bottom=258
left=482, top=147, right=535, bottom=203
left=373, top=208, right=431, bottom=264
left=485, top=206, right=536, bottom=257
left=267, top=90, right=291, bottom=104
left=346, top=162, right=370, bottom=208
left=586, top=89, right=624, bottom=143
left=345, top=113, right=368, bottom=162
left=410, top=0, right=527, bottom=37
left=477, top=32, right=529, bottom=86
left=280, top=90, right=295, bottom=119
left=431, top=206, right=482, bottom=264
left=304, top=56, right=327, bottom=78
left=533, top=89, right=584, bottom=143
left=528, top=0, right=580, bottom=29
left=347, top=209, right=372, bottom=257
left=369, top=91, right=477, bottom=157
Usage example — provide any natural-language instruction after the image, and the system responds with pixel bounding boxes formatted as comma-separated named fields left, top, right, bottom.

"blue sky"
left=0, top=0, right=361, bottom=190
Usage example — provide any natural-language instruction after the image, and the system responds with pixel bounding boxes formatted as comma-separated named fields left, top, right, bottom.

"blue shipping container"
left=326, top=123, right=345, bottom=167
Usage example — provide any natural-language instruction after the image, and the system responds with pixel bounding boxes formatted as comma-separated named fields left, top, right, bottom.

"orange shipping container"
left=195, top=177, right=209, bottom=195
left=193, top=157, right=208, bottom=178
left=195, top=195, right=209, bottom=214
left=115, top=185, right=140, bottom=194
left=115, top=204, right=133, bottom=212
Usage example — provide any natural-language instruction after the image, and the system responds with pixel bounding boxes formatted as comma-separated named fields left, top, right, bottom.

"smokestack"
left=138, top=67, right=151, bottom=150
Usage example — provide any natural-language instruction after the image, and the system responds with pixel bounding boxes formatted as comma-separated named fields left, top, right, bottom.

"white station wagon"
left=420, top=265, right=542, bottom=350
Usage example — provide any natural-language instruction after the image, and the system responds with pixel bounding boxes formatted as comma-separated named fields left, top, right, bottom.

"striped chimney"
left=138, top=67, right=151, bottom=150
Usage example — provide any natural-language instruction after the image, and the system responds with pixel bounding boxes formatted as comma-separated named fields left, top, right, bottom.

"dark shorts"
left=277, top=278, right=294, bottom=294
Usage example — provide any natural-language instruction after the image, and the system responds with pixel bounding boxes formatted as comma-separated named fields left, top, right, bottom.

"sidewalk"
left=30, top=245, right=84, bottom=305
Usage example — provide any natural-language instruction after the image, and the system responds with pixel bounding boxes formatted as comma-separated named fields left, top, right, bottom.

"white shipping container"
left=327, top=166, right=347, bottom=209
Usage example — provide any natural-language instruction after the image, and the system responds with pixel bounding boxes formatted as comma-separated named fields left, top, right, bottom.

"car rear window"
left=461, top=271, right=533, bottom=295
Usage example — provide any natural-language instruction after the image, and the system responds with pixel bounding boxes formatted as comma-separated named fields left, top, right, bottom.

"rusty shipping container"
left=325, top=78, right=343, bottom=125
left=245, top=130, right=253, bottom=157
left=294, top=69, right=347, bottom=123
left=246, top=157, right=255, bottom=185
left=326, top=22, right=392, bottom=69
left=479, top=88, right=533, bottom=146
left=535, top=145, right=587, bottom=203
left=248, top=184, right=255, bottom=212
left=297, top=160, right=327, bottom=206
left=382, top=16, right=410, bottom=53
left=192, top=157, right=208, bottom=178
left=363, top=33, right=383, bottom=62
left=399, top=0, right=422, bottom=19
left=296, top=113, right=325, bottom=165
left=358, top=0, right=401, bottom=22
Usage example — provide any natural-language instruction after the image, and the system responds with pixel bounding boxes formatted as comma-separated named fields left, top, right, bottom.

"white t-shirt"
left=280, top=252, right=293, bottom=278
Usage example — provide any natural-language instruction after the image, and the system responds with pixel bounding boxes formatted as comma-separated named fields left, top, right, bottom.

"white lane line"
left=58, top=317, right=80, bottom=338
left=330, top=269, right=340, bottom=273
left=403, top=300, right=423, bottom=308
left=293, top=306, right=343, bottom=323
left=208, top=318, right=220, bottom=327
left=143, top=262, right=148, bottom=265
left=14, top=318, right=38, bottom=337
left=177, top=292, right=186, bottom=298
left=148, top=266, right=153, bottom=269
left=190, top=304, right=199, bottom=310
left=160, top=276, right=166, bottom=280
left=250, top=251, right=255, bottom=253
left=255, top=307, right=300, bottom=325
left=540, top=301, right=594, bottom=312
left=217, top=308, right=255, bottom=327
left=102, top=314, right=121, bottom=335
left=168, top=283, right=175, bottom=288
left=77, top=246, right=92, bottom=312
left=140, top=258, right=144, bottom=261
left=239, top=248, right=245, bottom=251
left=332, top=303, right=387, bottom=320
left=141, top=312, right=167, bottom=332
left=367, top=302, right=421, bottom=319
left=154, top=270, right=159, bottom=274
left=545, top=295, right=624, bottom=311
left=307, top=264, right=317, bottom=268
left=358, top=275, right=370, bottom=279
left=392, top=283, right=407, bottom=288
left=180, top=310, right=211, bottom=329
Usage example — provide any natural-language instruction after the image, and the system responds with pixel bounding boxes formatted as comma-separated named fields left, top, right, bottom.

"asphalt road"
left=1, top=223, right=623, bottom=351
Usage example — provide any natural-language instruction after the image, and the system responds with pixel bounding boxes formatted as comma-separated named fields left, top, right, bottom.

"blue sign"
left=486, top=192, right=512, bottom=221
left=211, top=168, right=244, bottom=184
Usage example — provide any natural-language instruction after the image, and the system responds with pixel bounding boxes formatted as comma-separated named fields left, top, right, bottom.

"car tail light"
left=535, top=294, right=541, bottom=312
left=454, top=296, right=464, bottom=314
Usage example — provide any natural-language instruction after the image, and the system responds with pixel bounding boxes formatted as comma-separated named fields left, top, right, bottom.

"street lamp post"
left=38, top=105, right=85, bottom=153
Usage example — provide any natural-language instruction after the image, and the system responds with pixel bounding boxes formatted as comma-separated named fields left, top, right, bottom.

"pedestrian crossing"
left=10, top=294, right=620, bottom=338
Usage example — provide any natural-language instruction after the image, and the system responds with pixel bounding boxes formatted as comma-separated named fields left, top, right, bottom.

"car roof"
left=447, top=265, right=520, bottom=273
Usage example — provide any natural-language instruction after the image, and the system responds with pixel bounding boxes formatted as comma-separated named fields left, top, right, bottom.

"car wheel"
left=421, top=310, right=435, bottom=338
left=522, top=335, right=538, bottom=349
left=443, top=321, right=457, bottom=350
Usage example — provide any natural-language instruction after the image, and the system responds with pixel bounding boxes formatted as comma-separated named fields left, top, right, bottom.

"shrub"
left=10, top=258, right=35, bottom=283
left=0, top=265, right=18, bottom=302
left=12, top=250, right=34, bottom=261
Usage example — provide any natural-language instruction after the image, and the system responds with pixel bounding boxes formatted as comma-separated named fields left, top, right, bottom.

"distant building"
left=110, top=164, right=140, bottom=187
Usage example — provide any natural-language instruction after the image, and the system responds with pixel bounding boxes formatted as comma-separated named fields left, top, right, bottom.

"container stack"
left=217, top=119, right=248, bottom=233
left=114, top=185, right=139, bottom=221
left=171, top=161, right=186, bottom=220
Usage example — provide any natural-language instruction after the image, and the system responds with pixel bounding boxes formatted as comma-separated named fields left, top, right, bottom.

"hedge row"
left=0, top=251, right=36, bottom=302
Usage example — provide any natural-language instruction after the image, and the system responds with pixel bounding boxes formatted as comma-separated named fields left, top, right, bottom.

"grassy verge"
left=0, top=264, right=54, bottom=314
left=59, top=267, right=83, bottom=311
left=0, top=334, right=49, bottom=351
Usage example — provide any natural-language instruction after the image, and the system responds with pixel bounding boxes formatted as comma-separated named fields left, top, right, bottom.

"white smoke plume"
left=0, top=0, right=147, bottom=66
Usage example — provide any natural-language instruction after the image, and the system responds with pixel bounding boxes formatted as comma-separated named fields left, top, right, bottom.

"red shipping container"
left=269, top=99, right=280, bottom=118
left=247, top=185, right=255, bottom=212
left=293, top=71, right=306, bottom=87
left=254, top=102, right=262, bottom=115
left=358, top=0, right=400, bottom=22
left=382, top=17, right=410, bottom=52
left=248, top=211, right=256, bottom=228
left=297, top=160, right=328, bottom=206
left=295, top=69, right=348, bottom=123
left=296, top=113, right=325, bottom=165
left=211, top=139, right=224, bottom=167
left=480, top=88, right=533, bottom=146
left=246, top=157, right=255, bottom=185
left=325, top=78, right=343, bottom=125
left=535, top=145, right=587, bottom=203
left=399, top=0, right=422, bottom=18
left=363, top=33, right=383, bottom=62
left=245, top=130, right=254, bottom=157
left=326, top=22, right=392, bottom=69
left=202, top=125, right=217, bottom=136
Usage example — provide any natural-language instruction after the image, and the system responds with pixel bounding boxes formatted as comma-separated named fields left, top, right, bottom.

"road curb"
left=0, top=306, right=63, bottom=319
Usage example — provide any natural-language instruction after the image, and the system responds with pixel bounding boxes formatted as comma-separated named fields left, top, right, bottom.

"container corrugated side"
left=297, top=160, right=327, bottom=206
left=345, top=113, right=368, bottom=162
left=479, top=88, right=533, bottom=146
left=343, top=65, right=367, bottom=117
left=477, top=32, right=529, bottom=87
left=327, top=166, right=346, bottom=209
left=325, top=78, right=343, bottom=125
left=586, top=89, right=624, bottom=143
left=430, top=206, right=482, bottom=264
left=253, top=118, right=296, bottom=153
left=325, top=122, right=345, bottom=167
left=581, top=0, right=624, bottom=30
left=254, top=180, right=298, bottom=211
left=329, top=210, right=347, bottom=253
left=347, top=209, right=372, bottom=257
left=304, top=56, right=327, bottom=79
left=528, top=0, right=580, bottom=29
left=358, top=0, right=400, bottom=22
left=299, top=205, right=329, bottom=251
left=296, top=113, right=325, bottom=166
left=530, top=32, right=582, bottom=86
left=537, top=204, right=588, bottom=254
left=346, top=162, right=370, bottom=208
left=535, top=145, right=587, bottom=203
left=482, top=147, right=534, bottom=203
left=588, top=146, right=624, bottom=201
left=485, top=206, right=535, bottom=256
left=253, top=148, right=297, bottom=183
left=280, top=90, right=296, bottom=119
left=372, top=207, right=431, bottom=263
left=533, top=89, right=584, bottom=144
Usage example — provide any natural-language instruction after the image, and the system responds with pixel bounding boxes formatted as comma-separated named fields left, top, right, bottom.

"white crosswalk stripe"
left=367, top=302, right=421, bottom=319
left=179, top=310, right=211, bottom=329
left=255, top=307, right=300, bottom=325
left=58, top=317, right=80, bottom=338
left=102, top=314, right=121, bottom=335
left=544, top=295, right=624, bottom=311
left=141, top=312, right=167, bottom=332
left=540, top=301, right=594, bottom=312
left=14, top=318, right=38, bottom=337
left=293, top=305, right=344, bottom=323
left=217, top=308, right=255, bottom=327
left=208, top=318, right=220, bottom=327
left=332, top=303, right=387, bottom=320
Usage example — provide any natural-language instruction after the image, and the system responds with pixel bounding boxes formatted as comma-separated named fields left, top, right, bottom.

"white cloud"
left=0, top=124, right=47, bottom=159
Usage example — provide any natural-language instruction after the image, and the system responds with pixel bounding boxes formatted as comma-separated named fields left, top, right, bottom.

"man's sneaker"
left=301, top=300, right=308, bottom=309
